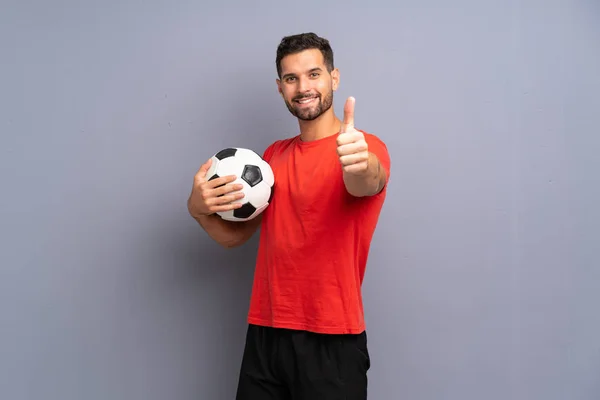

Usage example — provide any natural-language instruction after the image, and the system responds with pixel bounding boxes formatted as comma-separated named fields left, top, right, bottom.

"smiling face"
left=276, top=48, right=339, bottom=121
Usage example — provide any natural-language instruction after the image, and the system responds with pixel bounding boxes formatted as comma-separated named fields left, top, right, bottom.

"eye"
left=285, top=77, right=296, bottom=82
left=310, top=72, right=320, bottom=78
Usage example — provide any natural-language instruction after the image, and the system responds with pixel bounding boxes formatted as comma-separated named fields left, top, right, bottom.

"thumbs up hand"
left=336, top=97, right=369, bottom=174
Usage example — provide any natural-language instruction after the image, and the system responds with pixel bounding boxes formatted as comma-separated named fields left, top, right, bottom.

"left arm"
left=342, top=151, right=386, bottom=197
left=336, top=97, right=389, bottom=197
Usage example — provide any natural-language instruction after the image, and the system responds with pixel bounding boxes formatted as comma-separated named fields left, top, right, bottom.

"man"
left=187, top=32, right=391, bottom=399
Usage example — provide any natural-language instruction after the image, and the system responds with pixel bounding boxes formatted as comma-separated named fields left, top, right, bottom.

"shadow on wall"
left=126, top=70, right=284, bottom=395
left=128, top=207, right=259, bottom=396
left=154, top=62, right=287, bottom=314
left=150, top=61, right=285, bottom=316
left=166, top=62, right=285, bottom=309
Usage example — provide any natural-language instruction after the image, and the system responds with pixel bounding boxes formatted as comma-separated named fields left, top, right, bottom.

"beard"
left=284, top=89, right=333, bottom=121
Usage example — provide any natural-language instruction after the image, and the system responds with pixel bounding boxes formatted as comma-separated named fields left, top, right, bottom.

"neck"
left=298, top=108, right=341, bottom=142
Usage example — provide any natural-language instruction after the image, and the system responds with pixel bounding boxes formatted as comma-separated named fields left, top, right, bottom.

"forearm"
left=343, top=152, right=386, bottom=197
left=193, top=214, right=256, bottom=248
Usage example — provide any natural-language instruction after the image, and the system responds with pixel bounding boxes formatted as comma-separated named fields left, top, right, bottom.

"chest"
left=269, top=142, right=347, bottom=210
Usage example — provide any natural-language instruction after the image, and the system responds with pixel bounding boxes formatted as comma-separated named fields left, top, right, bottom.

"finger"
left=339, top=151, right=369, bottom=167
left=207, top=202, right=244, bottom=213
left=204, top=174, right=238, bottom=189
left=337, top=140, right=368, bottom=157
left=212, top=182, right=244, bottom=198
left=207, top=190, right=245, bottom=206
left=342, top=160, right=369, bottom=174
left=195, top=158, right=213, bottom=182
left=336, top=130, right=364, bottom=147
left=341, top=96, right=355, bottom=133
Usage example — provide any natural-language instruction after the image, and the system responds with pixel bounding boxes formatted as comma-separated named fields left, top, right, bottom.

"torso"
left=247, top=131, right=389, bottom=334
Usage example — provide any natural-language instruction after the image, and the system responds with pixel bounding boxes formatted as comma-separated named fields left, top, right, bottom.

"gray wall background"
left=1, top=0, right=599, bottom=399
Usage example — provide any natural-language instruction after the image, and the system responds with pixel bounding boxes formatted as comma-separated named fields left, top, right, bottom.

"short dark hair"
left=275, top=32, right=334, bottom=78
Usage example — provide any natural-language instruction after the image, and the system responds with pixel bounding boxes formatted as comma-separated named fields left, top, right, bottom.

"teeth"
left=297, top=97, right=315, bottom=104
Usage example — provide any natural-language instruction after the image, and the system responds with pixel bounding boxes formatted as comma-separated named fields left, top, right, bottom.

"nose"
left=297, top=76, right=311, bottom=93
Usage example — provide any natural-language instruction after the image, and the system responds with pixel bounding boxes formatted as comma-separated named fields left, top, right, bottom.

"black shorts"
left=235, top=324, right=371, bottom=400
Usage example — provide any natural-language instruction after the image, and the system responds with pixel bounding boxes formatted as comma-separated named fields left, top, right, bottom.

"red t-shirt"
left=247, top=130, right=391, bottom=334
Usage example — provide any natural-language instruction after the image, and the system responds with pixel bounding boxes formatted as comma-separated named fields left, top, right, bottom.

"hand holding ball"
left=188, top=147, right=274, bottom=222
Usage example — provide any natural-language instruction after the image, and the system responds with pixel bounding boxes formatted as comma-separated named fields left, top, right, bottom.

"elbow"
left=220, top=237, right=248, bottom=249
left=220, top=240, right=240, bottom=249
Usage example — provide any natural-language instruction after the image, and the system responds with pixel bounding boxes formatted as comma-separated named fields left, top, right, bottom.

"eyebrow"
left=282, top=67, right=324, bottom=80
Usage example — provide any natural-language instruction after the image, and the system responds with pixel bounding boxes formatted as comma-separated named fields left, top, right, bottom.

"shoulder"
left=357, top=129, right=391, bottom=172
left=358, top=130, right=388, bottom=148
left=261, top=136, right=297, bottom=162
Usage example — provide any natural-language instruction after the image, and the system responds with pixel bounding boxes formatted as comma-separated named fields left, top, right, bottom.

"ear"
left=331, top=68, right=340, bottom=91
left=276, top=78, right=283, bottom=96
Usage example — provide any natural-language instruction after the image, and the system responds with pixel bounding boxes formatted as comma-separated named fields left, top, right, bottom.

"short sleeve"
left=261, top=141, right=277, bottom=163
left=363, top=132, right=391, bottom=184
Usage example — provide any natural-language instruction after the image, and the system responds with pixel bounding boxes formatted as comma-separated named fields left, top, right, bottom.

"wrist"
left=187, top=200, right=210, bottom=220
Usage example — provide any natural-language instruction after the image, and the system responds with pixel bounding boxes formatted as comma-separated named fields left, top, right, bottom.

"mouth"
left=294, top=96, right=319, bottom=106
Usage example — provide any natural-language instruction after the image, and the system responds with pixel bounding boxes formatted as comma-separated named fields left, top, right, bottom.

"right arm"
left=187, top=157, right=261, bottom=248
left=191, top=213, right=262, bottom=248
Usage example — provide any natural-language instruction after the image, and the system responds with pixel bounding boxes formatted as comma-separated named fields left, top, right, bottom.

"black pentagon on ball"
left=215, top=148, right=237, bottom=160
left=234, top=202, right=256, bottom=219
left=242, top=165, right=262, bottom=187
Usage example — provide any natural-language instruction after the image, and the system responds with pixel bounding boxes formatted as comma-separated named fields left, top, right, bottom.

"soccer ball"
left=205, top=147, right=274, bottom=222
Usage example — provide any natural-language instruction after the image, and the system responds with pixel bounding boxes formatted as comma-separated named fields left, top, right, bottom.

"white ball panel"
left=205, top=156, right=220, bottom=179
left=218, top=209, right=235, bottom=221
left=247, top=180, right=272, bottom=208
left=217, top=156, right=244, bottom=177
left=233, top=148, right=262, bottom=164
